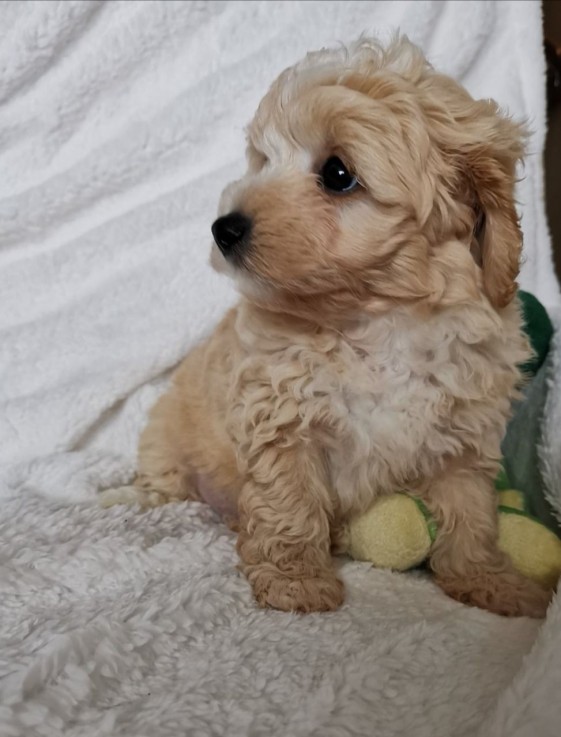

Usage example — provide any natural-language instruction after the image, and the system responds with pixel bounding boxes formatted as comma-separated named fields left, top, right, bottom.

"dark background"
left=544, top=0, right=561, bottom=282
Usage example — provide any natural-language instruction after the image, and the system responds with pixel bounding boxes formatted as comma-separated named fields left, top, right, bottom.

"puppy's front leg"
left=424, top=467, right=552, bottom=618
left=236, top=444, right=343, bottom=613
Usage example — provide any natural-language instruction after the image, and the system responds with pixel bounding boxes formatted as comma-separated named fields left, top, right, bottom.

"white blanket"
left=1, top=2, right=560, bottom=735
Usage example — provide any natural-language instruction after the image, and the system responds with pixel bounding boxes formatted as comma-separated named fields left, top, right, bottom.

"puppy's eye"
left=319, top=156, right=358, bottom=193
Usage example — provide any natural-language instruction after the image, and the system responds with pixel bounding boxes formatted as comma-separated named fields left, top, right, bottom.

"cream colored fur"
left=102, top=36, right=553, bottom=618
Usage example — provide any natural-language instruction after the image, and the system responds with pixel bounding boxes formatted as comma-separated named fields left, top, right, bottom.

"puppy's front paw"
left=250, top=569, right=344, bottom=613
left=436, top=570, right=553, bottom=618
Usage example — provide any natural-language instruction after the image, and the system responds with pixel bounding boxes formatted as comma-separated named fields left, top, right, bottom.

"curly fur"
left=102, top=36, right=552, bottom=617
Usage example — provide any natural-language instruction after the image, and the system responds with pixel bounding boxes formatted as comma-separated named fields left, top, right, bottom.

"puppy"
left=104, top=36, right=552, bottom=617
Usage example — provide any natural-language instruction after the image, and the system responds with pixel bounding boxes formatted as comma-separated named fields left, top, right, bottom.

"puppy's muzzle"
left=211, top=212, right=252, bottom=261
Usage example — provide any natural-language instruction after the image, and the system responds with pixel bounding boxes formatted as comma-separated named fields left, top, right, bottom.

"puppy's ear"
left=460, top=114, right=525, bottom=308
left=424, top=78, right=526, bottom=309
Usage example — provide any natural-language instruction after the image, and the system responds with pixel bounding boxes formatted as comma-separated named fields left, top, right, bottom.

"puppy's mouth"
left=211, top=211, right=252, bottom=268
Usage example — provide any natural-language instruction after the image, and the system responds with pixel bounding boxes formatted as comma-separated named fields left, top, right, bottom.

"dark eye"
left=319, top=156, right=358, bottom=193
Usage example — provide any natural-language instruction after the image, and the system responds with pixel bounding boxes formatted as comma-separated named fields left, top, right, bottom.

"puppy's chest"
left=317, top=338, right=442, bottom=439
left=233, top=311, right=505, bottom=513
left=292, top=327, right=472, bottom=510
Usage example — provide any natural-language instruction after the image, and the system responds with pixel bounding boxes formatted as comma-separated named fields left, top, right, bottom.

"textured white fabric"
left=0, top=493, right=552, bottom=737
left=1, top=2, right=560, bottom=736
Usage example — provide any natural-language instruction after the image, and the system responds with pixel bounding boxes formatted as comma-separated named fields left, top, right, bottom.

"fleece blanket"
left=1, top=2, right=560, bottom=736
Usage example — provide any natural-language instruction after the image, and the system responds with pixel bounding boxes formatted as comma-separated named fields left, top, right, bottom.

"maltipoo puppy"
left=104, top=36, right=552, bottom=617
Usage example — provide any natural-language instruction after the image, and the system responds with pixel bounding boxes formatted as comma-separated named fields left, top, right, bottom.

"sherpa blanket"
left=1, top=2, right=560, bottom=736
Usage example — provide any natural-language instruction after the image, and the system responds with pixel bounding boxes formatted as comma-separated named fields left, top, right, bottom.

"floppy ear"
left=462, top=120, right=525, bottom=308
left=421, top=76, right=526, bottom=309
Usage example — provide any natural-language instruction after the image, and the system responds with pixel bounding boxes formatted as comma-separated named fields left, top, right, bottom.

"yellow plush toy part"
left=497, top=491, right=561, bottom=588
left=345, top=488, right=561, bottom=589
left=345, top=494, right=435, bottom=572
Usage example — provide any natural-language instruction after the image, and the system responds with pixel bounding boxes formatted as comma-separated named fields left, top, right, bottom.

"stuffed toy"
left=344, top=292, right=561, bottom=589
left=344, top=479, right=561, bottom=589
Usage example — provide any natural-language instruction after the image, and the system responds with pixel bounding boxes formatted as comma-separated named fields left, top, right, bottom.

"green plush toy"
left=344, top=291, right=561, bottom=589
left=518, top=290, right=554, bottom=376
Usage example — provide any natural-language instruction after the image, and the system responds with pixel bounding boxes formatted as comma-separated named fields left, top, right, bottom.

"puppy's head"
left=211, top=36, right=525, bottom=319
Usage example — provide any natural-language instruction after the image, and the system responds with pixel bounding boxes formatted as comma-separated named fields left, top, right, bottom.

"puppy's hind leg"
left=99, top=470, right=195, bottom=509
left=99, top=389, right=197, bottom=509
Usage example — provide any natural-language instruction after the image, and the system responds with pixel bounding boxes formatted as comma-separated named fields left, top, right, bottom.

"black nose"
left=211, top=212, right=251, bottom=256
